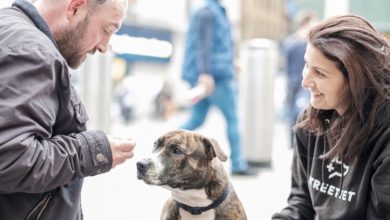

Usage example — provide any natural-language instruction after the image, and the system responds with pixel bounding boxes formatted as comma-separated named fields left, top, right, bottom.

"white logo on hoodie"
left=326, top=157, right=349, bottom=179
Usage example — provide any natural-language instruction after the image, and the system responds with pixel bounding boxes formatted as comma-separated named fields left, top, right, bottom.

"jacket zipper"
left=26, top=193, right=53, bottom=220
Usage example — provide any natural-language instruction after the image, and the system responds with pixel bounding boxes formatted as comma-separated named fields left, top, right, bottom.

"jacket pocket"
left=70, top=87, right=89, bottom=125
left=25, top=192, right=54, bottom=220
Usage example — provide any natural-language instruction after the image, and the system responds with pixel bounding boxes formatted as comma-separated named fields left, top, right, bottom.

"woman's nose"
left=301, top=69, right=312, bottom=89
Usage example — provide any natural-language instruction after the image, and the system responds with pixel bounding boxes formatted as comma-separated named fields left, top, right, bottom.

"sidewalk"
left=81, top=108, right=293, bottom=219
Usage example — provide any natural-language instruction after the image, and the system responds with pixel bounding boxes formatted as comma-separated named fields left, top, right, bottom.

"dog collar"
left=175, top=184, right=230, bottom=215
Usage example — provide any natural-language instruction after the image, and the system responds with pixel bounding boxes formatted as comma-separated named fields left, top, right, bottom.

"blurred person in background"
left=0, top=0, right=136, bottom=219
left=273, top=15, right=390, bottom=219
left=282, top=11, right=316, bottom=147
left=181, top=0, right=256, bottom=176
left=153, top=80, right=176, bottom=120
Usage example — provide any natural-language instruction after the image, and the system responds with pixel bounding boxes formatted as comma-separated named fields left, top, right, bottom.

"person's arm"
left=366, top=132, right=390, bottom=219
left=0, top=48, right=112, bottom=194
left=272, top=128, right=315, bottom=220
left=192, top=8, right=215, bottom=95
left=194, top=7, right=214, bottom=77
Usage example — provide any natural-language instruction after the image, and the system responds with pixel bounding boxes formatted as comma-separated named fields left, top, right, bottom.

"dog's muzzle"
left=136, top=159, right=151, bottom=180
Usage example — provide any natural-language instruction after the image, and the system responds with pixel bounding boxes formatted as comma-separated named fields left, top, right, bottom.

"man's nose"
left=96, top=37, right=110, bottom=53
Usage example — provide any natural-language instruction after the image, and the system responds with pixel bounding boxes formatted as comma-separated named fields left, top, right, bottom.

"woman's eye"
left=316, top=70, right=326, bottom=77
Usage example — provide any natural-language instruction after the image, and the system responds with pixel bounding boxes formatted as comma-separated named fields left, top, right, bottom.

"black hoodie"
left=272, top=117, right=390, bottom=220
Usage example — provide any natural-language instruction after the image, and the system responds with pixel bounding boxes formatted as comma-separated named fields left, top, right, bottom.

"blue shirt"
left=283, top=35, right=307, bottom=84
left=182, top=0, right=234, bottom=86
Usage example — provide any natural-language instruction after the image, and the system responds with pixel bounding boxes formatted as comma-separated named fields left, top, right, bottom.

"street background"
left=80, top=75, right=293, bottom=220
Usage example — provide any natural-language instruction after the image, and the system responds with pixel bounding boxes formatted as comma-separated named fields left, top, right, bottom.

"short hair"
left=85, top=0, right=127, bottom=20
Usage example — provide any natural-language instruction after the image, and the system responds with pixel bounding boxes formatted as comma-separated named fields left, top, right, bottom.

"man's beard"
left=56, top=17, right=90, bottom=69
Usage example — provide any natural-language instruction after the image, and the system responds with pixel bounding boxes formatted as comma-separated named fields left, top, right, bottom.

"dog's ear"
left=153, top=136, right=165, bottom=152
left=203, top=138, right=227, bottom=162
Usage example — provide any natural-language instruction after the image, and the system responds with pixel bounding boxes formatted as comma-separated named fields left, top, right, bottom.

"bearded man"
left=0, top=0, right=135, bottom=219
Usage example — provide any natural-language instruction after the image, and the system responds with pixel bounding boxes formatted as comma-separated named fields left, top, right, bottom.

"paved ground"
left=81, top=108, right=293, bottom=220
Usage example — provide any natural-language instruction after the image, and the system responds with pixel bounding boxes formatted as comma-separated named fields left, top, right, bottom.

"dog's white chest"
left=179, top=209, right=215, bottom=220
left=169, top=188, right=217, bottom=220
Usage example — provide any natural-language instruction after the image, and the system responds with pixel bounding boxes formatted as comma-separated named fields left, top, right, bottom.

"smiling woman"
left=302, top=15, right=390, bottom=162
left=273, top=14, right=390, bottom=220
left=302, top=44, right=348, bottom=115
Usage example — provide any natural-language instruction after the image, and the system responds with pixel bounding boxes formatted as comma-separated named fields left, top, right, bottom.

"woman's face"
left=301, top=44, right=348, bottom=115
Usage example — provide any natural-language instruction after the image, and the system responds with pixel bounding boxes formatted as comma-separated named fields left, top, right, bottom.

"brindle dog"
left=136, top=129, right=247, bottom=220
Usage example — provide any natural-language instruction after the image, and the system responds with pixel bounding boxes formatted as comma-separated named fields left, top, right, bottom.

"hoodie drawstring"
left=340, top=154, right=344, bottom=190
left=321, top=119, right=330, bottom=183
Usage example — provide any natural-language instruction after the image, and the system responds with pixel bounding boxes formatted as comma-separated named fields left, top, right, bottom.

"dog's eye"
left=172, top=147, right=183, bottom=155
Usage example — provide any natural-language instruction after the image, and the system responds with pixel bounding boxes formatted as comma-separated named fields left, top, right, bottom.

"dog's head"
left=136, top=129, right=227, bottom=190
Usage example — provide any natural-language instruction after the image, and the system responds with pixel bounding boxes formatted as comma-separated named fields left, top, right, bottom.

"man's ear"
left=67, top=0, right=88, bottom=18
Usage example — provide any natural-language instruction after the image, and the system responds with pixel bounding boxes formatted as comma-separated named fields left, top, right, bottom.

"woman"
left=273, top=15, right=390, bottom=219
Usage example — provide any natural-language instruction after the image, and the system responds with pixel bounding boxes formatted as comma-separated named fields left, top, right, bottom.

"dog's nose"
left=136, top=160, right=151, bottom=180
left=136, top=161, right=147, bottom=172
left=137, top=159, right=152, bottom=172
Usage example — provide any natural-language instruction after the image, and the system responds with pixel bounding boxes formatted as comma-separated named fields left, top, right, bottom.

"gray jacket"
left=0, top=0, right=112, bottom=219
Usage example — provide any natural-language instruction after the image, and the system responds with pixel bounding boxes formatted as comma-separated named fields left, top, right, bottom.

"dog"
left=136, top=129, right=247, bottom=220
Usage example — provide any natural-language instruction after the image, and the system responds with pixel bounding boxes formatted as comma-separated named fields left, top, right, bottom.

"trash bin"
left=239, top=38, right=278, bottom=167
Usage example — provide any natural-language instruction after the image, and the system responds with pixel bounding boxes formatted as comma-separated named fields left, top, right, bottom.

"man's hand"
left=198, top=73, right=215, bottom=96
left=108, top=136, right=136, bottom=169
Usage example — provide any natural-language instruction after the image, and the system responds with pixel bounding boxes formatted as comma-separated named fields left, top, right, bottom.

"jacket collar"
left=12, top=0, right=58, bottom=49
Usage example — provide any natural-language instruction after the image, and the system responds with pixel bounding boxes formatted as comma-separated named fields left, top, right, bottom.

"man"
left=181, top=0, right=256, bottom=176
left=0, top=0, right=135, bottom=219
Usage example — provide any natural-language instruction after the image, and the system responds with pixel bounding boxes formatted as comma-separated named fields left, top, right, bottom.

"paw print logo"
left=326, top=157, right=349, bottom=179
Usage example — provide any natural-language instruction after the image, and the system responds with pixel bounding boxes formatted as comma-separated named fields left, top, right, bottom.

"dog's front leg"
left=160, top=198, right=180, bottom=220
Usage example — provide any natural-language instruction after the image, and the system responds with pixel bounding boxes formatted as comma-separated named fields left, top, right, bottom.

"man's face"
left=56, top=17, right=89, bottom=68
left=56, top=0, right=126, bottom=69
